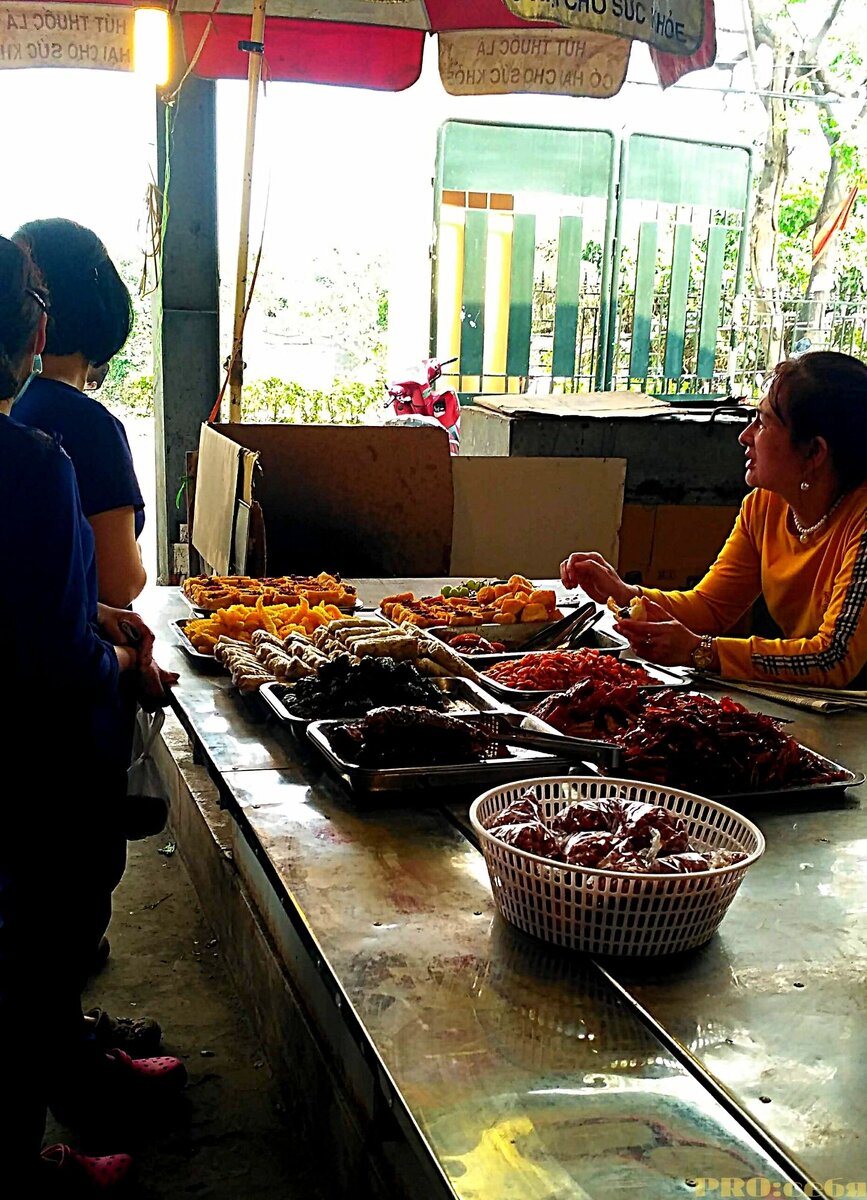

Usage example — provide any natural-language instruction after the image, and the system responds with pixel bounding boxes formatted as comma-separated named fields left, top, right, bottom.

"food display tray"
left=716, top=751, right=864, bottom=804
left=305, top=714, right=581, bottom=797
left=477, top=657, right=688, bottom=701
left=170, top=618, right=225, bottom=672
left=374, top=607, right=571, bottom=644
left=181, top=591, right=363, bottom=617
left=259, top=675, right=506, bottom=730
left=536, top=727, right=864, bottom=804
left=452, top=630, right=628, bottom=669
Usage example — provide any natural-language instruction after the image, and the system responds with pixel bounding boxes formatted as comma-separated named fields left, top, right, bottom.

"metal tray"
left=531, top=709, right=864, bottom=804
left=181, top=590, right=363, bottom=616
left=451, top=630, right=628, bottom=669
left=373, top=606, right=570, bottom=643
left=260, top=675, right=506, bottom=730
left=715, top=751, right=865, bottom=803
left=477, top=654, right=687, bottom=700
left=170, top=618, right=225, bottom=672
left=306, top=713, right=581, bottom=796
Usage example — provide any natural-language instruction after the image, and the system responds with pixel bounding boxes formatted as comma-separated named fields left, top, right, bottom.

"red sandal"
left=39, top=1143, right=133, bottom=1192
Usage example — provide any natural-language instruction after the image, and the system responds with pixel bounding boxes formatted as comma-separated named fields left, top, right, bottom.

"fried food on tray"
left=183, top=596, right=346, bottom=651
left=380, top=576, right=560, bottom=628
left=483, top=649, right=654, bottom=692
left=183, top=572, right=357, bottom=611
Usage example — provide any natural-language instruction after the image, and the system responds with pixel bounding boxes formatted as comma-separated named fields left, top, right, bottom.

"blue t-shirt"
left=14, top=376, right=145, bottom=538
left=0, top=414, right=122, bottom=785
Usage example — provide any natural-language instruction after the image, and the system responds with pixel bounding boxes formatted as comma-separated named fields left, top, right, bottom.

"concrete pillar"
left=153, top=77, right=220, bottom=582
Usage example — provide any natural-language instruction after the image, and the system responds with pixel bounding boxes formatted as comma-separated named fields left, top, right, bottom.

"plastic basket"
left=469, top=776, right=765, bottom=957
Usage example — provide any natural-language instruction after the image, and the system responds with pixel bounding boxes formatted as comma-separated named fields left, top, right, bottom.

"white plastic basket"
left=470, top=775, right=765, bottom=957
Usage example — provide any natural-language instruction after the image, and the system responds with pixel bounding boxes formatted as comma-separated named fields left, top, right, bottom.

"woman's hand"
left=97, top=605, right=155, bottom=669
left=560, top=552, right=636, bottom=607
left=613, top=599, right=701, bottom=667
left=136, top=660, right=180, bottom=711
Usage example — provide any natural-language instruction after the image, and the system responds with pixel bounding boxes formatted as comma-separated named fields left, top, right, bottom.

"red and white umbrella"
left=173, top=0, right=715, bottom=99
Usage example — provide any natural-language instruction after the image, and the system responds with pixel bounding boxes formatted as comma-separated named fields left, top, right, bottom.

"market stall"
left=143, top=578, right=867, bottom=1200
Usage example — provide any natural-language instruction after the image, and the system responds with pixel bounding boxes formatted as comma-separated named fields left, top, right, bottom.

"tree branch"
left=741, top=0, right=769, bottom=111
left=810, top=0, right=848, bottom=53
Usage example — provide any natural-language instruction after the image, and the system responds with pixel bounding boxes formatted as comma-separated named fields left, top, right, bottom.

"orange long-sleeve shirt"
left=641, top=482, right=867, bottom=687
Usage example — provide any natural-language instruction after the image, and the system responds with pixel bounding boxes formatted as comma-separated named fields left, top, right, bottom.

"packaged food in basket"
left=380, top=576, right=561, bottom=628
left=471, top=778, right=764, bottom=956
left=183, top=572, right=357, bottom=611
left=482, top=789, right=742, bottom=875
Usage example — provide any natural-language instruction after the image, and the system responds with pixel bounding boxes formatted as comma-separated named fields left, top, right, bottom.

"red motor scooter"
left=386, top=356, right=461, bottom=454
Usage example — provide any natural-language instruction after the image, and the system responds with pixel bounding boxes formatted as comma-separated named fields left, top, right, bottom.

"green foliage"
left=241, top=376, right=383, bottom=425
left=99, top=259, right=155, bottom=415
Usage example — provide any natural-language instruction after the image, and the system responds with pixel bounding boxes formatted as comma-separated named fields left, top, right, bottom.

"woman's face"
left=738, top=382, right=807, bottom=497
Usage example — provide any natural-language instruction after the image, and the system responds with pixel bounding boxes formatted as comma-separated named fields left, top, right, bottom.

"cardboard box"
left=192, top=423, right=626, bottom=580
left=619, top=503, right=739, bottom=590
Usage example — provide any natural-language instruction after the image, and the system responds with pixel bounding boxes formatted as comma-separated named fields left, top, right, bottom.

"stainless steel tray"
left=714, top=750, right=865, bottom=803
left=306, top=714, right=581, bottom=795
left=181, top=590, right=363, bottom=616
left=453, top=631, right=628, bottom=669
left=170, top=618, right=225, bottom=672
left=260, top=675, right=506, bottom=730
left=373, top=606, right=571, bottom=642
left=542, top=725, right=864, bottom=804
left=477, top=655, right=687, bottom=700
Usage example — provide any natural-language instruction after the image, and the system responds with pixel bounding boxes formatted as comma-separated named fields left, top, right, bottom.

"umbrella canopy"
left=174, top=0, right=715, bottom=99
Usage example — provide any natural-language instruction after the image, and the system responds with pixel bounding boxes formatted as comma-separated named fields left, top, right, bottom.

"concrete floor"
left=46, top=830, right=325, bottom=1198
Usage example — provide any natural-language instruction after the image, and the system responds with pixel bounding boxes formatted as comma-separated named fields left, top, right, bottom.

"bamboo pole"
left=228, top=0, right=267, bottom=422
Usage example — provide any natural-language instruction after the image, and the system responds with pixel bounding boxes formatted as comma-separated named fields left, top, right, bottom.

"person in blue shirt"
left=0, top=237, right=185, bottom=1193
left=12, top=218, right=146, bottom=609
left=13, top=219, right=165, bottom=859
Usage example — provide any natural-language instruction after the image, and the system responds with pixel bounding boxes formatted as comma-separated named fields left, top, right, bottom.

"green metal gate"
left=431, top=120, right=753, bottom=399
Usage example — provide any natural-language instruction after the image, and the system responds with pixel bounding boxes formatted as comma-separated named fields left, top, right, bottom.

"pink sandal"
left=103, top=1047, right=188, bottom=1093
left=40, top=1143, right=133, bottom=1191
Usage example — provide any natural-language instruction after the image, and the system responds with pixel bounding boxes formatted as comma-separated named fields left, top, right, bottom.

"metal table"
left=144, top=582, right=867, bottom=1198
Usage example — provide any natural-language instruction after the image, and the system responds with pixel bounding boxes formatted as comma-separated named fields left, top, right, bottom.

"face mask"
left=9, top=352, right=41, bottom=409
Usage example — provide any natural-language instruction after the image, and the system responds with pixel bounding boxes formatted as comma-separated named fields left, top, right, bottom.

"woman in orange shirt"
left=560, top=351, right=867, bottom=688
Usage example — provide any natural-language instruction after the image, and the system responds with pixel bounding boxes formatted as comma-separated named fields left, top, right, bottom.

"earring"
left=31, top=353, right=42, bottom=376
left=800, top=480, right=810, bottom=491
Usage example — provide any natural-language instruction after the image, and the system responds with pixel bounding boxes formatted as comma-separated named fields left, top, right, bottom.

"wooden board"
left=213, top=424, right=454, bottom=577
left=451, top=456, right=625, bottom=579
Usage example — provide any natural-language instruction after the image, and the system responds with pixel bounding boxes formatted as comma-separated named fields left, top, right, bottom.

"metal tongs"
left=521, top=600, right=601, bottom=652
left=477, top=710, right=622, bottom=770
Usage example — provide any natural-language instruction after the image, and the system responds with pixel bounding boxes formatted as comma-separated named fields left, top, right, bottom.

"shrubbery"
left=241, top=376, right=384, bottom=424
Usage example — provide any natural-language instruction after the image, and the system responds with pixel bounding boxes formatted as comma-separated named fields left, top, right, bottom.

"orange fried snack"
left=183, top=572, right=357, bottom=611
left=183, top=598, right=347, bottom=653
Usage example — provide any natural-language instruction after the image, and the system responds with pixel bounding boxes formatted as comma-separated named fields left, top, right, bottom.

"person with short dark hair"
left=12, top=218, right=146, bottom=609
left=0, top=236, right=185, bottom=1193
left=560, top=351, right=867, bottom=687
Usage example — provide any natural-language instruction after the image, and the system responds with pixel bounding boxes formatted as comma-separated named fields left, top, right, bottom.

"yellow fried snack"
left=183, top=572, right=357, bottom=611
left=607, top=594, right=648, bottom=621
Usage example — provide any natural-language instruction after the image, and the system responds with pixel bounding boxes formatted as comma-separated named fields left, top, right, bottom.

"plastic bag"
left=125, top=708, right=169, bottom=840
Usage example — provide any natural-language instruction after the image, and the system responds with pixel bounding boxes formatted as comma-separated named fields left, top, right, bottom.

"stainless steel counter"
left=144, top=582, right=867, bottom=1198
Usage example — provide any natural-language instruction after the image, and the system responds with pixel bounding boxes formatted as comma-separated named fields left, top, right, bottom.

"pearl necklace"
left=791, top=494, right=845, bottom=543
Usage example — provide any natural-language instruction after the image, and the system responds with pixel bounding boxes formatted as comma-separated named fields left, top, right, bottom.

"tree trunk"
left=793, top=153, right=845, bottom=349
left=747, top=38, right=802, bottom=372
